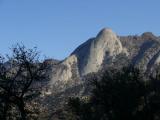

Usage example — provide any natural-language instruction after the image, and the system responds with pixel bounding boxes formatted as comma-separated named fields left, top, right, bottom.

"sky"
left=0, top=0, right=159, bottom=60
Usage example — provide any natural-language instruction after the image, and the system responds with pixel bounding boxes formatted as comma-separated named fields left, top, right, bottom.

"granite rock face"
left=50, top=28, right=126, bottom=84
left=72, top=28, right=124, bottom=75
left=49, top=28, right=160, bottom=85
left=51, top=55, right=78, bottom=83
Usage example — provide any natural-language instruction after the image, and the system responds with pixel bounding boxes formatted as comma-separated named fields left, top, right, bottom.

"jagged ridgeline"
left=47, top=28, right=160, bottom=85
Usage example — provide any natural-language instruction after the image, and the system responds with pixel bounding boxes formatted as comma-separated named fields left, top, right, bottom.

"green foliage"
left=66, top=67, right=160, bottom=120
left=67, top=97, right=92, bottom=120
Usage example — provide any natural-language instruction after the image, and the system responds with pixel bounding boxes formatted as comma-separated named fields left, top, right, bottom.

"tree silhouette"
left=0, top=44, right=46, bottom=120
left=66, top=67, right=160, bottom=120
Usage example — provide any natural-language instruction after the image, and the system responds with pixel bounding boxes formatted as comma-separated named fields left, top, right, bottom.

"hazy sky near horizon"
left=0, top=0, right=159, bottom=60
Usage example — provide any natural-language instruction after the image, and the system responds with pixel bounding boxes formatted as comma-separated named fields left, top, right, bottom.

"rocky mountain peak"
left=82, top=28, right=123, bottom=75
left=96, top=28, right=114, bottom=38
left=141, top=32, right=157, bottom=40
left=95, top=28, right=123, bottom=56
left=50, top=28, right=125, bottom=83
left=70, top=28, right=124, bottom=76
left=48, top=27, right=160, bottom=95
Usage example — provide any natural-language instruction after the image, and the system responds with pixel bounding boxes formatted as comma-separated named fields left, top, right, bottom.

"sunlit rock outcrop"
left=72, top=28, right=125, bottom=75
left=49, top=28, right=160, bottom=85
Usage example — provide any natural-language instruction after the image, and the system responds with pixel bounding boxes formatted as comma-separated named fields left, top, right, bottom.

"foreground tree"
left=67, top=67, right=160, bottom=120
left=0, top=44, right=46, bottom=120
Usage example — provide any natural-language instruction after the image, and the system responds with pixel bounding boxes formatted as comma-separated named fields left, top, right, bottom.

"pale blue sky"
left=0, top=0, right=159, bottom=60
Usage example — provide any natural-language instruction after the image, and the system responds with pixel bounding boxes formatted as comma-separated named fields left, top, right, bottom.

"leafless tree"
left=0, top=44, right=46, bottom=120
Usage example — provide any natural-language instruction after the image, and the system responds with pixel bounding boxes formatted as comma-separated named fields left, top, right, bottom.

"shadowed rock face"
left=141, top=32, right=157, bottom=40
left=131, top=40, right=155, bottom=66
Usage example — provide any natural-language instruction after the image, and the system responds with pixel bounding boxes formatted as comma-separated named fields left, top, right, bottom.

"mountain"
left=48, top=28, right=160, bottom=87
left=38, top=28, right=160, bottom=119
left=72, top=28, right=126, bottom=76
left=50, top=28, right=125, bottom=84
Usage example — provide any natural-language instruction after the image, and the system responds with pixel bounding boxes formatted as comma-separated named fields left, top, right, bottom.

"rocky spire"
left=82, top=28, right=123, bottom=75
left=50, top=28, right=125, bottom=83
